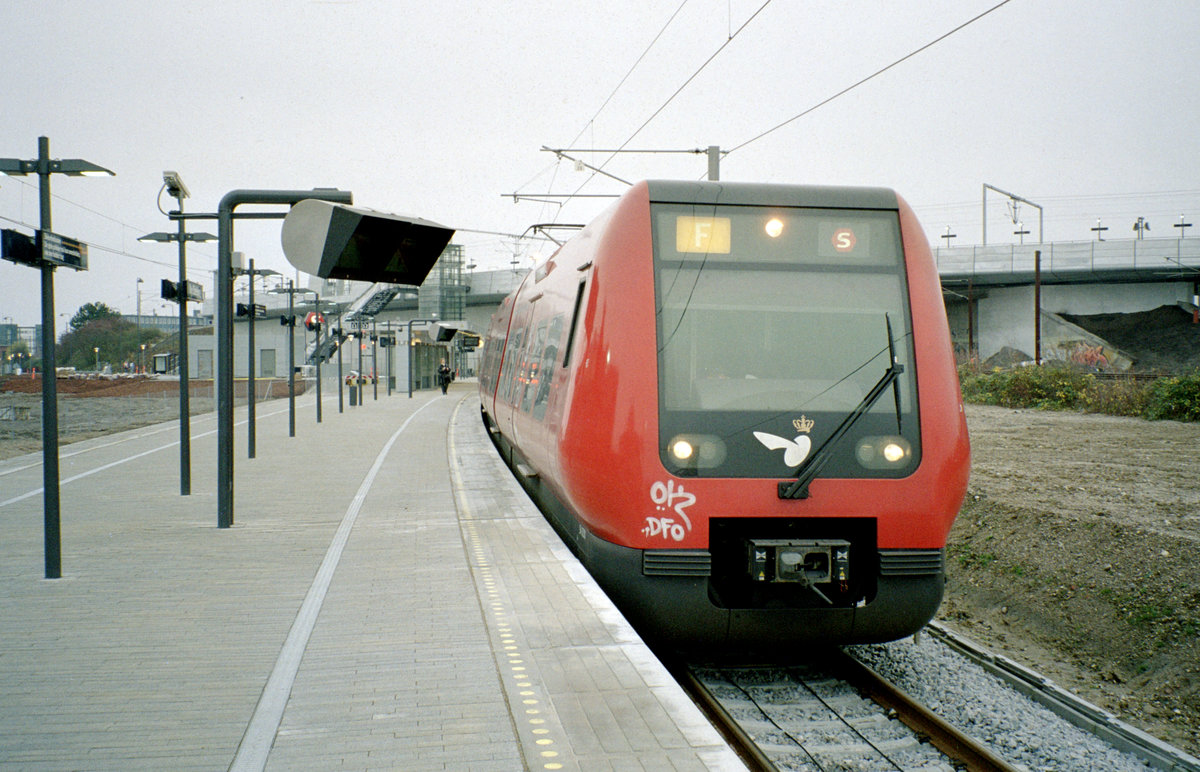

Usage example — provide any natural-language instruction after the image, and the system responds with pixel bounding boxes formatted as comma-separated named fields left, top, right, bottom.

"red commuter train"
left=479, top=180, right=970, bottom=653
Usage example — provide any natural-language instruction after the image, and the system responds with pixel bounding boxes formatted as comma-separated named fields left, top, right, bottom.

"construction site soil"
left=1062, top=304, right=1200, bottom=373
left=1, top=305, right=1198, bottom=755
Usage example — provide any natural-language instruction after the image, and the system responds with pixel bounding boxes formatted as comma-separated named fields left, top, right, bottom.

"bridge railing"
left=935, top=238, right=1200, bottom=281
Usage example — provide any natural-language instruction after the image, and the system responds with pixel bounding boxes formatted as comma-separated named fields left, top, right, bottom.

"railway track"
left=681, top=629, right=1200, bottom=772
left=683, top=650, right=1015, bottom=772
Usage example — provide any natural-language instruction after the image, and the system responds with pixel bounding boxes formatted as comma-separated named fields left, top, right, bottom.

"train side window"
left=561, top=280, right=587, bottom=368
left=521, top=320, right=548, bottom=414
left=532, top=315, right=564, bottom=421
left=484, top=331, right=505, bottom=394
left=498, top=326, right=524, bottom=405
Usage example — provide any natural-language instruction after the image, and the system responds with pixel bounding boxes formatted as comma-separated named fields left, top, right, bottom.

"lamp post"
left=233, top=259, right=278, bottom=458
left=135, top=277, right=144, bottom=370
left=94, top=346, right=100, bottom=372
left=204, top=188, right=350, bottom=528
left=299, top=289, right=323, bottom=423
left=385, top=322, right=393, bottom=396
left=271, top=284, right=321, bottom=430
left=311, top=295, right=325, bottom=423
left=336, top=308, right=344, bottom=413
left=1, top=137, right=113, bottom=578
left=139, top=171, right=215, bottom=496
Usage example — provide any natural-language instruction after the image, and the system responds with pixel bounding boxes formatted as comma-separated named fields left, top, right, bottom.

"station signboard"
left=162, top=279, right=205, bottom=303
left=1, top=229, right=39, bottom=266
left=38, top=230, right=88, bottom=270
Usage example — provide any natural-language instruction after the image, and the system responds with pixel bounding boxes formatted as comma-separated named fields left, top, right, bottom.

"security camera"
left=163, top=170, right=190, bottom=200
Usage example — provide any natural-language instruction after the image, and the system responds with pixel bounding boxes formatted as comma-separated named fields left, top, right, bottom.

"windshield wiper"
left=778, top=315, right=904, bottom=500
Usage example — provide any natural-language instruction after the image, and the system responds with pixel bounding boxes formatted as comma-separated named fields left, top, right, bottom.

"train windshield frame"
left=651, top=202, right=921, bottom=479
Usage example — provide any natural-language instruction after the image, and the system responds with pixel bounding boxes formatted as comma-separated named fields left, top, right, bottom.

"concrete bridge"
left=936, top=237, right=1200, bottom=367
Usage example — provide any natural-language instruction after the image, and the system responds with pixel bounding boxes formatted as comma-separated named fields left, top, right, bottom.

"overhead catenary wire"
left=511, top=0, right=694, bottom=223
left=726, top=0, right=1015, bottom=157
left=568, top=0, right=774, bottom=199
left=564, top=0, right=693, bottom=151
left=0, top=174, right=219, bottom=276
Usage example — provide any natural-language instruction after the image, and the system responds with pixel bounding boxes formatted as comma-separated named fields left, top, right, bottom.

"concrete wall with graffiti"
left=949, top=280, right=1187, bottom=367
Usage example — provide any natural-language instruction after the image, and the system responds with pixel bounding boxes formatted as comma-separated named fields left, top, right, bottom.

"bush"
left=1083, top=377, right=1148, bottom=416
left=1144, top=374, right=1200, bottom=422
left=958, top=364, right=1092, bottom=410
left=958, top=364, right=1200, bottom=422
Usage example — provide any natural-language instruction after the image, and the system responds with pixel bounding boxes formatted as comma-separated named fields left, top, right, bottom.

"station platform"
left=0, top=382, right=743, bottom=771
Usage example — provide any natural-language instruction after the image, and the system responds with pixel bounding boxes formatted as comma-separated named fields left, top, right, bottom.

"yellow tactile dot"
left=525, top=708, right=539, bottom=715
left=528, top=717, right=544, bottom=724
left=544, top=764, right=563, bottom=770
left=540, top=750, right=558, bottom=758
left=536, top=738, right=553, bottom=746
left=532, top=728, right=549, bottom=735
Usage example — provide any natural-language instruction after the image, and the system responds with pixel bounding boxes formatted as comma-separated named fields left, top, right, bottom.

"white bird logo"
left=753, top=432, right=812, bottom=468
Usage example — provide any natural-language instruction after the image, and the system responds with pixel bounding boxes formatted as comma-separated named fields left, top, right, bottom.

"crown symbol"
left=792, top=415, right=814, bottom=433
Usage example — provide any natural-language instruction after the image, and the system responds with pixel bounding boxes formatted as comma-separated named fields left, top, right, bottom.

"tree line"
left=52, top=302, right=170, bottom=373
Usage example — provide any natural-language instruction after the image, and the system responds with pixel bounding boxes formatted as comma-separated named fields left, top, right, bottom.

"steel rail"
left=677, top=667, right=779, bottom=772
left=833, top=649, right=1019, bottom=772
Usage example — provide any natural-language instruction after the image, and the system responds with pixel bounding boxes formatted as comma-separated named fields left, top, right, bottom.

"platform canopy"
left=282, top=199, right=455, bottom=285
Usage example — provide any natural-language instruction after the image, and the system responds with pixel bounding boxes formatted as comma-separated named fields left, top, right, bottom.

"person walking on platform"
left=437, top=359, right=452, bottom=395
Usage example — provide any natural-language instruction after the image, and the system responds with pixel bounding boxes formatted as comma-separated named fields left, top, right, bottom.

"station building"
left=186, top=244, right=521, bottom=394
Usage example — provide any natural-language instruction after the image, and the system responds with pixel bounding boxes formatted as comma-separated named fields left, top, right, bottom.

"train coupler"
left=747, top=538, right=851, bottom=595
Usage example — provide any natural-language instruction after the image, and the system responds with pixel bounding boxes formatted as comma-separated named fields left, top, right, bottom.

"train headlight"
left=665, top=434, right=727, bottom=470
left=764, top=217, right=785, bottom=238
left=854, top=435, right=912, bottom=470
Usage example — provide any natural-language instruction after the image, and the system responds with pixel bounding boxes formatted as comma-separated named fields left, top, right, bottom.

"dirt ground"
left=2, top=375, right=1198, bottom=755
left=0, top=376, right=201, bottom=459
left=0, top=375, right=307, bottom=460
left=940, top=404, right=1200, bottom=756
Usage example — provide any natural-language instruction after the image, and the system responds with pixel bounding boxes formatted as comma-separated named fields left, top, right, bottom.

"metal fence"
left=935, top=238, right=1200, bottom=284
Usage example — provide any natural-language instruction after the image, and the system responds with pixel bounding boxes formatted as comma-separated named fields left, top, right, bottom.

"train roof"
left=644, top=180, right=899, bottom=210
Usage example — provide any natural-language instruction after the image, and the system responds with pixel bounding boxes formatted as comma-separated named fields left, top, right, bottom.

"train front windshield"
left=652, top=203, right=921, bottom=479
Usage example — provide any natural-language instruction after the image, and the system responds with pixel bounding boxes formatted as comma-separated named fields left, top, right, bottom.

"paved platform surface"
left=0, top=382, right=742, bottom=771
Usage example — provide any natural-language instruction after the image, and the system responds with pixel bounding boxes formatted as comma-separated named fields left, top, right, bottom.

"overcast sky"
left=2, top=0, right=1198, bottom=329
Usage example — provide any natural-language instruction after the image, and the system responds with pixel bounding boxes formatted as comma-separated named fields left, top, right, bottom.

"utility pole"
left=982, top=183, right=1043, bottom=246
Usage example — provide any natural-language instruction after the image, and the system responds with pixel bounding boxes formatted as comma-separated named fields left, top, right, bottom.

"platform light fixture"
left=0, top=137, right=113, bottom=579
left=138, top=172, right=216, bottom=496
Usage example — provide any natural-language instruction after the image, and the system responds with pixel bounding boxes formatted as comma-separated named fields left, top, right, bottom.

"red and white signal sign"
left=303, top=311, right=325, bottom=330
left=831, top=228, right=857, bottom=252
